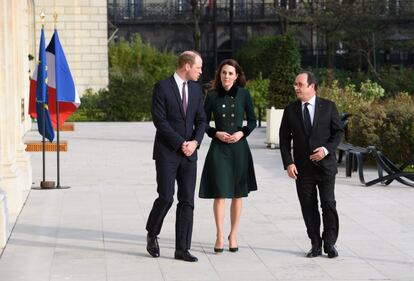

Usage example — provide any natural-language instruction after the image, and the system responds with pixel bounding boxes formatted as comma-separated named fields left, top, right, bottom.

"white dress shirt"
left=173, top=72, right=188, bottom=102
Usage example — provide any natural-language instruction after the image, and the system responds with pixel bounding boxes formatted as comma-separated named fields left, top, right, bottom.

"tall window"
left=177, top=0, right=191, bottom=13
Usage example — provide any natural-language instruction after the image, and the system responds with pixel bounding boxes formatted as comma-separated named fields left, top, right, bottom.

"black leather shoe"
left=306, top=245, right=322, bottom=258
left=324, top=245, right=338, bottom=258
left=174, top=249, right=198, bottom=262
left=146, top=234, right=160, bottom=258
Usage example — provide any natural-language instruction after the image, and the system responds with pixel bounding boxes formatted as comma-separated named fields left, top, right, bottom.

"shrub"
left=314, top=66, right=414, bottom=97
left=246, top=73, right=269, bottom=120
left=267, top=34, right=301, bottom=108
left=68, top=89, right=105, bottom=121
left=236, top=36, right=282, bottom=80
left=71, top=35, right=177, bottom=121
left=98, top=74, right=153, bottom=121
left=376, top=67, right=414, bottom=96
left=359, top=80, right=385, bottom=101
left=317, top=80, right=367, bottom=116
left=105, top=35, right=176, bottom=121
left=348, top=93, right=414, bottom=163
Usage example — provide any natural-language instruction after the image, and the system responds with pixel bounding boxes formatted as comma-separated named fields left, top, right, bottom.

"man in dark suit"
left=145, top=51, right=206, bottom=262
left=279, top=71, right=343, bottom=258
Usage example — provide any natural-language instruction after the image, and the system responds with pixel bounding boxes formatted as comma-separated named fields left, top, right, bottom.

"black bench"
left=363, top=146, right=414, bottom=187
left=337, top=143, right=383, bottom=185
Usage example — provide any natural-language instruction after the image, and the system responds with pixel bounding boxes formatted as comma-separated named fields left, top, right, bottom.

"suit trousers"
left=295, top=169, right=339, bottom=247
left=146, top=157, right=197, bottom=250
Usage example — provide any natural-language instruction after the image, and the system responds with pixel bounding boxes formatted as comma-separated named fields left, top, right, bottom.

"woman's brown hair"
left=213, top=59, right=246, bottom=89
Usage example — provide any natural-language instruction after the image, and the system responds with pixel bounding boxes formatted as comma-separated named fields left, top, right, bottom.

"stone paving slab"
left=0, top=122, right=413, bottom=281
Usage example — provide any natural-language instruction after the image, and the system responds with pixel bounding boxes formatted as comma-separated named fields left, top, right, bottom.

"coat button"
left=230, top=122, right=234, bottom=126
left=222, top=114, right=226, bottom=117
left=222, top=104, right=226, bottom=108
left=231, top=104, right=235, bottom=108
left=231, top=113, right=235, bottom=117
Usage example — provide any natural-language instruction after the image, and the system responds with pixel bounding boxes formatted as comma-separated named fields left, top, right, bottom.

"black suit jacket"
left=279, top=96, right=343, bottom=176
left=152, top=76, right=206, bottom=162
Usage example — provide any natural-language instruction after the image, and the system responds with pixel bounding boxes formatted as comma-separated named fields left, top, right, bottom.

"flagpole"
left=39, top=12, right=55, bottom=189
left=54, top=12, right=70, bottom=190
left=41, top=18, right=46, bottom=185
left=54, top=12, right=61, bottom=188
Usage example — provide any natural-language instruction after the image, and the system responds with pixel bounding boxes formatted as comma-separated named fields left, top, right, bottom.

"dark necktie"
left=182, top=81, right=187, bottom=115
left=303, top=102, right=312, bottom=135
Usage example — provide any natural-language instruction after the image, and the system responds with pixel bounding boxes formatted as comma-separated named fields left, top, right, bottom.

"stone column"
left=14, top=0, right=33, bottom=195
left=0, top=190, right=10, bottom=249
left=0, top=0, right=24, bottom=216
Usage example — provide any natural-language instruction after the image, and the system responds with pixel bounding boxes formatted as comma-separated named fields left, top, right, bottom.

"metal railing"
left=108, top=0, right=414, bottom=23
left=108, top=1, right=281, bottom=23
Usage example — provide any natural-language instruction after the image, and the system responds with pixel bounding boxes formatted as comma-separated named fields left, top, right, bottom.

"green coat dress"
left=199, top=85, right=258, bottom=198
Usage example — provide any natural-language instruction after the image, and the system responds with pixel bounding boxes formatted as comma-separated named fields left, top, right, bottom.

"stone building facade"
left=0, top=0, right=109, bottom=250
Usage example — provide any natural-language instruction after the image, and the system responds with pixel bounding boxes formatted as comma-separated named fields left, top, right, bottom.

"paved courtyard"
left=0, top=122, right=413, bottom=281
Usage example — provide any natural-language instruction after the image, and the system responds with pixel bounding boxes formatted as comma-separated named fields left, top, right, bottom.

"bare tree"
left=187, top=0, right=209, bottom=52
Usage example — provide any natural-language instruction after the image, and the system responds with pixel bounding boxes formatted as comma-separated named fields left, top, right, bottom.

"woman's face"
left=220, top=64, right=238, bottom=90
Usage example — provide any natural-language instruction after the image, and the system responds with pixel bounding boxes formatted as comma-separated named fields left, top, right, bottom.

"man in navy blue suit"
left=279, top=71, right=343, bottom=258
left=146, top=51, right=206, bottom=262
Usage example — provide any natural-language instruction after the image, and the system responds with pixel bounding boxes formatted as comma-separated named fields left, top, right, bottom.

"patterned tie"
left=303, top=102, right=312, bottom=135
left=182, top=81, right=187, bottom=115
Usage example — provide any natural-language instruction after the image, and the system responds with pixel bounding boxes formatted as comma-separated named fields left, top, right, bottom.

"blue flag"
left=36, top=28, right=55, bottom=142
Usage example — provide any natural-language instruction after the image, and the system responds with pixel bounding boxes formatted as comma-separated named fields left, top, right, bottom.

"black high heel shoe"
left=214, top=238, right=224, bottom=253
left=228, top=236, right=239, bottom=252
left=214, top=247, right=224, bottom=253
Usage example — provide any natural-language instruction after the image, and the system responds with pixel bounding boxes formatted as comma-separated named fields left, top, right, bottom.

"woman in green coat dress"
left=199, top=59, right=257, bottom=253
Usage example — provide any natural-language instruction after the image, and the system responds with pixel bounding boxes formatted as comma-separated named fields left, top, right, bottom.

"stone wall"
left=34, top=0, right=109, bottom=95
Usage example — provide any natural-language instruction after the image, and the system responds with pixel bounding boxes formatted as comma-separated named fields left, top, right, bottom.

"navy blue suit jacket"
left=152, top=76, right=206, bottom=162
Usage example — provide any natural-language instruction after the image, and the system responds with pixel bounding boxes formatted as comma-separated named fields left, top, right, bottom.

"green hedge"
left=246, top=73, right=269, bottom=120
left=349, top=94, right=414, bottom=163
left=237, top=34, right=301, bottom=109
left=69, top=35, right=177, bottom=121
left=236, top=36, right=282, bottom=80
left=319, top=81, right=414, bottom=163
left=267, top=34, right=301, bottom=108
left=314, top=66, right=414, bottom=97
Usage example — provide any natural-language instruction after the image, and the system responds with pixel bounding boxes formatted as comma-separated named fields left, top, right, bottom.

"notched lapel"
left=311, top=97, right=322, bottom=135
left=186, top=82, right=196, bottom=118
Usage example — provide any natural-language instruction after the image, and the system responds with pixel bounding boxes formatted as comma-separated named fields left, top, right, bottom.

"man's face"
left=186, top=56, right=203, bottom=81
left=293, top=73, right=315, bottom=102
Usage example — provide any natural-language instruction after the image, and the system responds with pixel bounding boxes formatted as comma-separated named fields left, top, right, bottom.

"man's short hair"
left=177, top=51, right=201, bottom=68
left=299, top=70, right=318, bottom=88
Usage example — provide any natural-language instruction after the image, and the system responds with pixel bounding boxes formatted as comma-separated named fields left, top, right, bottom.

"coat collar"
left=217, top=85, right=238, bottom=98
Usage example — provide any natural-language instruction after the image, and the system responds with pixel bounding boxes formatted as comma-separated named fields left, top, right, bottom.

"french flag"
left=29, top=29, right=80, bottom=129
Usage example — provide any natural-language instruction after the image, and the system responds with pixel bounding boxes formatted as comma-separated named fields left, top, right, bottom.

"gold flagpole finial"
left=53, top=11, right=58, bottom=28
left=40, top=11, right=45, bottom=27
